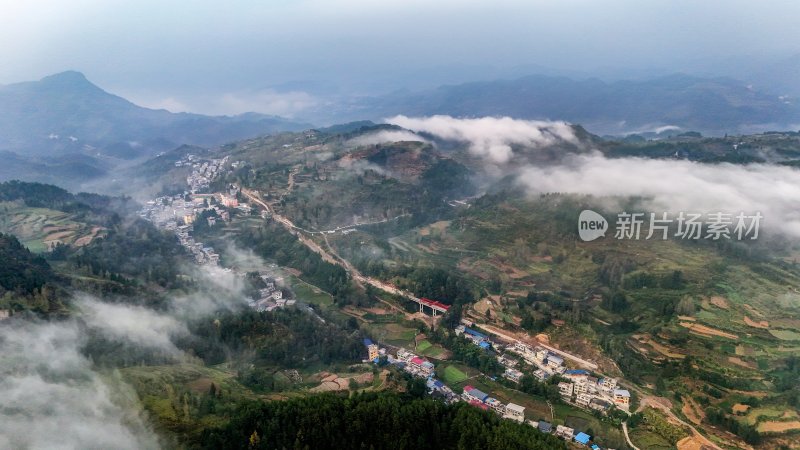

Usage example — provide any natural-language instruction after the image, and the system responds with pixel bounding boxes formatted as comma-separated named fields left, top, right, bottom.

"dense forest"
left=186, top=308, right=363, bottom=370
left=200, top=391, right=566, bottom=450
left=0, top=233, right=55, bottom=295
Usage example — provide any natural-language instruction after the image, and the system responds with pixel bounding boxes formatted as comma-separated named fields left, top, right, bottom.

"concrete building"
left=576, top=393, right=592, bottom=407
left=503, top=368, right=523, bottom=383
left=613, top=389, right=631, bottom=408
left=555, top=425, right=574, bottom=439
left=546, top=354, right=564, bottom=369
left=558, top=382, right=574, bottom=398
left=368, top=344, right=380, bottom=361
left=462, top=385, right=489, bottom=403
left=504, top=403, right=525, bottom=422
left=598, top=377, right=617, bottom=392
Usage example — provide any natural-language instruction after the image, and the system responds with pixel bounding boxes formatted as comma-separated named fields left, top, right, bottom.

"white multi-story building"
left=504, top=403, right=525, bottom=422
left=576, top=393, right=593, bottom=407
left=558, top=382, right=574, bottom=398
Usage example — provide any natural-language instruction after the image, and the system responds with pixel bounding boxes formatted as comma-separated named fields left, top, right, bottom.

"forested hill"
left=0, top=179, right=136, bottom=217
left=201, top=391, right=566, bottom=450
left=0, top=233, right=55, bottom=296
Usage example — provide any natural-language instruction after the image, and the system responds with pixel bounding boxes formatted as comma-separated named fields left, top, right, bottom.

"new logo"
left=578, top=210, right=608, bottom=242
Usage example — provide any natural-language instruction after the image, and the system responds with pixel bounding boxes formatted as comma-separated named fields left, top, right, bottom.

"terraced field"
left=0, top=202, right=103, bottom=252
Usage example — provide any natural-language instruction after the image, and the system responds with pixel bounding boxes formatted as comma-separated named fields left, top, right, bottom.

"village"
left=139, top=154, right=296, bottom=314
left=362, top=318, right=631, bottom=450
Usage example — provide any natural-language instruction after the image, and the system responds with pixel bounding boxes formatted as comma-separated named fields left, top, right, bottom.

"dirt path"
left=622, top=422, right=641, bottom=450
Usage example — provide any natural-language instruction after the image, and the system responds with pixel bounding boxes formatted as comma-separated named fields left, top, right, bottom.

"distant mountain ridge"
left=339, top=73, right=800, bottom=135
left=0, top=71, right=311, bottom=158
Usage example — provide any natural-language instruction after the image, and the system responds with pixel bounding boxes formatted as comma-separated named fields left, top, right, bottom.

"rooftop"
left=614, top=389, right=631, bottom=397
left=574, top=432, right=591, bottom=445
left=506, top=403, right=525, bottom=414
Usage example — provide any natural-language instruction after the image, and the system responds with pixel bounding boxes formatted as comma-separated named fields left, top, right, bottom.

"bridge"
left=412, top=297, right=450, bottom=316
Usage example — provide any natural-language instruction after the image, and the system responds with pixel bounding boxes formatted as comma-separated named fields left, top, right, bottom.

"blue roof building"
left=465, top=387, right=489, bottom=402
left=574, top=432, right=591, bottom=445
left=478, top=341, right=491, bottom=350
left=463, top=327, right=487, bottom=340
left=363, top=338, right=373, bottom=346
left=565, top=369, right=589, bottom=376
left=591, top=445, right=601, bottom=450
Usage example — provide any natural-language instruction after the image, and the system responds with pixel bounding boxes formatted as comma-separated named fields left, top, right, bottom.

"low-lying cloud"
left=77, top=296, right=189, bottom=357
left=386, top=115, right=578, bottom=163
left=0, top=321, right=160, bottom=449
left=347, top=129, right=429, bottom=147
left=517, top=151, right=800, bottom=238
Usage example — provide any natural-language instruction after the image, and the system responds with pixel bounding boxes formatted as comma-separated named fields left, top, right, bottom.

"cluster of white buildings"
left=140, top=194, right=227, bottom=266
left=248, top=274, right=296, bottom=311
left=507, top=341, right=566, bottom=381
left=177, top=155, right=229, bottom=193
left=394, top=348, right=436, bottom=378
left=501, top=340, right=629, bottom=415
left=558, top=370, right=630, bottom=412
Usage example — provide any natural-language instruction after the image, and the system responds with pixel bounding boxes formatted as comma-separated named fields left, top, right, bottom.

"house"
left=558, top=382, right=574, bottom=398
left=396, top=348, right=415, bottom=362
left=613, top=389, right=631, bottom=408
left=533, top=369, right=549, bottom=382
left=589, top=398, right=612, bottom=412
left=576, top=393, right=593, bottom=407
left=546, top=354, right=564, bottom=369
left=504, top=403, right=525, bottom=422
left=533, top=347, right=549, bottom=362
left=367, top=344, right=380, bottom=361
left=503, top=368, right=524, bottom=383
left=537, top=421, right=552, bottom=434
left=574, top=432, right=591, bottom=446
left=555, top=425, right=574, bottom=439
left=462, top=385, right=489, bottom=403
left=486, top=397, right=505, bottom=414
left=514, top=341, right=532, bottom=354
left=462, top=327, right=488, bottom=344
left=574, top=381, right=589, bottom=395
left=426, top=378, right=445, bottom=392
left=564, top=369, right=590, bottom=381
left=598, top=377, right=617, bottom=391
left=409, top=357, right=435, bottom=377
left=497, top=355, right=518, bottom=368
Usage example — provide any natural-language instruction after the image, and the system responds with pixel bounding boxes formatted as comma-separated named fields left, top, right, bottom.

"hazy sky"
left=2, top=0, right=799, bottom=115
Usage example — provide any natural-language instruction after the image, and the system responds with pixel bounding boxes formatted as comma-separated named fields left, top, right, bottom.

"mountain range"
left=0, top=71, right=310, bottom=190
left=327, top=73, right=800, bottom=135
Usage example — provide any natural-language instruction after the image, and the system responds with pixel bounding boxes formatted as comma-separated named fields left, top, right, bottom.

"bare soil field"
left=743, top=316, right=769, bottom=329
left=680, top=322, right=738, bottom=340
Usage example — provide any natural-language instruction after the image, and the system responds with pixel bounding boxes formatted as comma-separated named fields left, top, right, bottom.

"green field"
left=442, top=365, right=468, bottom=384
left=290, top=276, right=334, bottom=308
left=416, top=340, right=432, bottom=353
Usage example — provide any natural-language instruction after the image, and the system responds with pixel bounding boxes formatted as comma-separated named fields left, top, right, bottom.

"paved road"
left=476, top=323, right=599, bottom=370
